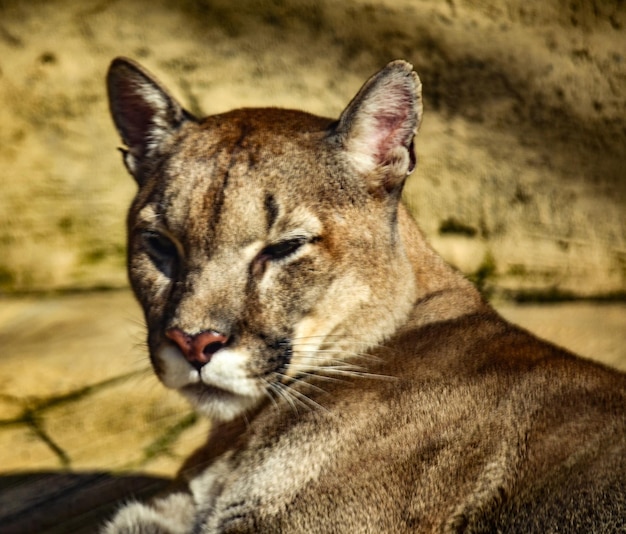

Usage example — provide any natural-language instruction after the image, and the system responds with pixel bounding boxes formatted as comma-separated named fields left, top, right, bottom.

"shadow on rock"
left=0, top=471, right=173, bottom=534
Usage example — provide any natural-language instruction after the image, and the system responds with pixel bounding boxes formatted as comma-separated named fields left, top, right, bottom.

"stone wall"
left=1, top=0, right=625, bottom=298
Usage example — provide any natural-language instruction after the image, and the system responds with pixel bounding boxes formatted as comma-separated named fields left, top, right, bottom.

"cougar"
left=104, top=57, right=626, bottom=533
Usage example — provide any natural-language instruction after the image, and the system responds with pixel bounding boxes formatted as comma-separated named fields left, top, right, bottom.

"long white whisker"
left=291, top=336, right=391, bottom=350
left=275, top=378, right=329, bottom=414
left=270, top=382, right=301, bottom=416
left=260, top=379, right=281, bottom=411
left=290, top=359, right=370, bottom=372
left=288, top=370, right=346, bottom=384
left=290, top=365, right=396, bottom=382
left=291, top=350, right=372, bottom=361
left=285, top=375, right=329, bottom=395
left=280, top=385, right=317, bottom=413
left=291, top=348, right=383, bottom=364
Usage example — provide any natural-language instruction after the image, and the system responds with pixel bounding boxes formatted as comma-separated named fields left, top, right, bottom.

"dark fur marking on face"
left=264, top=192, right=279, bottom=232
left=207, top=125, right=251, bottom=240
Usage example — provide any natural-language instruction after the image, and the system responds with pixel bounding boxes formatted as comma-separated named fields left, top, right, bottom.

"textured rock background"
left=0, top=0, right=625, bottom=297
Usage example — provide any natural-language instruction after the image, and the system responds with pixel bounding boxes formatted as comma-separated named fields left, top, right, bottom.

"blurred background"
left=1, top=0, right=626, bottom=296
left=0, top=0, right=625, bottom=530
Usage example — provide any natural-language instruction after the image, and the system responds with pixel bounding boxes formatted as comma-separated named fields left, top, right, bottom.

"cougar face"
left=109, top=60, right=421, bottom=421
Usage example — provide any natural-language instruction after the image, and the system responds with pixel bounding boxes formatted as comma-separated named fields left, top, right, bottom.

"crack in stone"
left=122, top=411, right=199, bottom=471
left=25, top=412, right=71, bottom=468
left=0, top=370, right=146, bottom=466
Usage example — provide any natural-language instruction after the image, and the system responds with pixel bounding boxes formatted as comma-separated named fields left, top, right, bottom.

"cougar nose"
left=165, top=328, right=230, bottom=368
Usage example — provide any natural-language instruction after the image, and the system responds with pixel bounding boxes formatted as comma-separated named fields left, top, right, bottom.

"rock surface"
left=0, top=0, right=625, bottom=297
left=0, top=291, right=211, bottom=477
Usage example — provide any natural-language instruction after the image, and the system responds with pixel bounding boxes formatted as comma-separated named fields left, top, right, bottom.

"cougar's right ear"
left=106, top=57, right=195, bottom=182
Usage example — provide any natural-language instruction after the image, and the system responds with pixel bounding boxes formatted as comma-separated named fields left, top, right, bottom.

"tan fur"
left=104, top=58, right=626, bottom=533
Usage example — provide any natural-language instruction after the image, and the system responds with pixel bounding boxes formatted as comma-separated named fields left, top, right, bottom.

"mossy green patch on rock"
left=438, top=217, right=478, bottom=238
left=467, top=251, right=497, bottom=296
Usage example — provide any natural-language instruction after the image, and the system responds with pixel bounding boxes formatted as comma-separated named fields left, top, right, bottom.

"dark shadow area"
left=175, top=0, right=626, bottom=197
left=0, top=471, right=172, bottom=534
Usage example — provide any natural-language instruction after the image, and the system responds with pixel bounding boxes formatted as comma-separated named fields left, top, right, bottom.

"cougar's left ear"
left=107, top=57, right=195, bottom=183
left=334, top=60, right=422, bottom=195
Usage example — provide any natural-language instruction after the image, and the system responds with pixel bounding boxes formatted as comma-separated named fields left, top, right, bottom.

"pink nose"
left=165, top=328, right=230, bottom=368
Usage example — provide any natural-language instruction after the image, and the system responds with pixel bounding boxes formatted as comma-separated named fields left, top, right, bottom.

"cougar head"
left=107, top=58, right=422, bottom=421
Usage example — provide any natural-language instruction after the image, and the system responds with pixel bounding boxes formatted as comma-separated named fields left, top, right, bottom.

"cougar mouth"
left=181, top=382, right=242, bottom=403
left=152, top=334, right=301, bottom=419
left=179, top=380, right=265, bottom=421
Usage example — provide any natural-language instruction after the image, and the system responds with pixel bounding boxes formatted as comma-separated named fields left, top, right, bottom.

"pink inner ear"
left=362, top=77, right=415, bottom=167
left=373, top=109, right=412, bottom=165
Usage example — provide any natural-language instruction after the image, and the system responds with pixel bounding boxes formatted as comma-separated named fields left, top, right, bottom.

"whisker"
left=275, top=377, right=329, bottom=414
left=289, top=365, right=396, bottom=382
left=260, top=379, right=281, bottom=412
left=292, top=348, right=373, bottom=359
left=288, top=370, right=346, bottom=384
left=291, top=348, right=383, bottom=364
left=291, top=335, right=391, bottom=349
left=291, top=343, right=383, bottom=354
left=283, top=375, right=329, bottom=395
left=290, top=359, right=370, bottom=372
left=291, top=334, right=378, bottom=342
left=270, top=382, right=301, bottom=416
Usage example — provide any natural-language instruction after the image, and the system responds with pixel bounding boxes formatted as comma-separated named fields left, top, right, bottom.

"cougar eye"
left=143, top=231, right=177, bottom=258
left=252, top=237, right=308, bottom=277
left=142, top=231, right=179, bottom=276
left=262, top=237, right=308, bottom=261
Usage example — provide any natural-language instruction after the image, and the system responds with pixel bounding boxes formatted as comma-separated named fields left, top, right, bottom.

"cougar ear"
left=334, top=60, right=422, bottom=195
left=106, top=57, right=194, bottom=181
